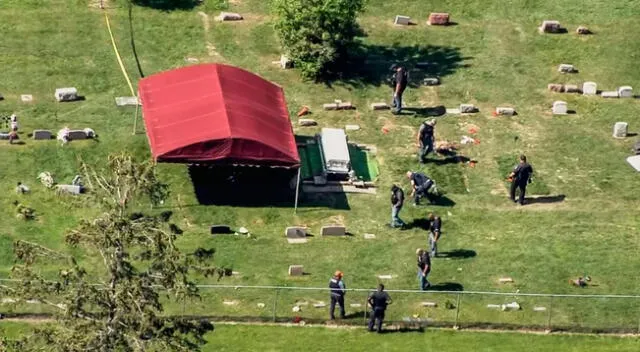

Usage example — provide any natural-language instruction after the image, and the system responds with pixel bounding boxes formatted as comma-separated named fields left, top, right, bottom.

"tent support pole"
left=132, top=99, right=139, bottom=135
left=293, top=167, right=301, bottom=215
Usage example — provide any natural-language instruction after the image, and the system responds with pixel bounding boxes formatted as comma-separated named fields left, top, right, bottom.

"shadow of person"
left=525, top=194, right=566, bottom=204
left=429, top=282, right=464, bottom=291
left=403, top=106, right=446, bottom=117
left=437, top=249, right=477, bottom=259
left=431, top=156, right=470, bottom=165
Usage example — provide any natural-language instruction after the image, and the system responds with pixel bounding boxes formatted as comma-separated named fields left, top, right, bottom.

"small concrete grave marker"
left=558, top=64, right=576, bottom=73
left=223, top=300, right=239, bottom=306
left=21, top=94, right=33, bottom=103
left=57, top=185, right=81, bottom=195
left=257, top=303, right=266, bottom=308
left=345, top=124, right=360, bottom=131
left=539, top=20, right=561, bottom=33
left=54, top=87, right=78, bottom=102
left=350, top=303, right=362, bottom=308
left=582, top=82, right=597, bottom=95
left=280, top=55, right=293, bottom=69
left=394, top=15, right=411, bottom=26
left=427, top=13, right=450, bottom=26
left=495, top=107, right=515, bottom=116
left=533, top=306, right=547, bottom=312
left=460, top=104, right=478, bottom=113
left=423, top=77, right=440, bottom=86
left=377, top=274, right=393, bottom=280
left=613, top=122, right=628, bottom=138
left=288, top=265, right=304, bottom=276
left=552, top=101, right=567, bottom=115
left=564, top=84, right=580, bottom=93
left=618, top=86, right=633, bottom=98
left=364, top=233, right=376, bottom=239
left=33, top=130, right=52, bottom=140
left=287, top=238, right=308, bottom=244
left=601, top=91, right=619, bottom=98
left=185, top=57, right=199, bottom=63
left=446, top=108, right=460, bottom=114
left=286, top=227, right=307, bottom=238
left=115, top=97, right=140, bottom=106
left=371, top=102, right=389, bottom=110
left=216, top=12, right=243, bottom=21
left=298, top=119, right=317, bottom=127
left=321, top=225, right=346, bottom=236
left=421, top=302, right=438, bottom=307
left=576, top=26, right=591, bottom=35
left=499, top=277, right=514, bottom=283
left=313, top=302, right=326, bottom=308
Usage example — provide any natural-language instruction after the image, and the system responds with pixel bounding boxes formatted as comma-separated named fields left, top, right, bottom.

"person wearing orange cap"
left=329, top=271, right=346, bottom=320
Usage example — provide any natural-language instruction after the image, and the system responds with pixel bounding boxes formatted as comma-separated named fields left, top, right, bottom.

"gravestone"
left=323, top=103, right=338, bottom=110
left=364, top=233, right=376, bottom=239
left=582, top=82, right=597, bottom=95
left=377, top=274, right=393, bottom=279
left=185, top=57, right=199, bottom=63
left=627, top=155, right=640, bottom=172
left=423, top=77, right=440, bottom=86
left=564, top=84, right=580, bottom=93
left=495, top=107, right=516, bottom=116
left=460, top=104, right=477, bottom=113
left=427, top=13, right=450, bottom=26
left=338, top=102, right=353, bottom=110
left=618, top=86, right=633, bottom=98
left=280, top=55, right=293, bottom=69
left=601, top=91, right=619, bottom=98
left=21, top=94, right=33, bottom=102
left=321, top=225, right=346, bottom=236
left=285, top=227, right=307, bottom=239
left=394, top=15, right=411, bottom=25
left=547, top=83, right=564, bottom=92
left=345, top=124, right=360, bottom=131
left=576, top=26, right=591, bottom=35
left=558, top=64, right=576, bottom=73
left=539, top=20, right=561, bottom=33
left=371, top=102, right=389, bottom=110
left=68, top=130, right=89, bottom=140
left=54, top=87, right=78, bottom=102
left=115, top=97, right=140, bottom=106
left=552, top=101, right=567, bottom=115
left=421, top=302, right=437, bottom=307
left=33, top=130, right=52, bottom=140
left=613, top=122, right=628, bottom=138
left=57, top=184, right=81, bottom=195
left=216, top=12, right=243, bottom=21
left=211, top=225, right=233, bottom=235
left=298, top=119, right=317, bottom=127
left=288, top=265, right=304, bottom=276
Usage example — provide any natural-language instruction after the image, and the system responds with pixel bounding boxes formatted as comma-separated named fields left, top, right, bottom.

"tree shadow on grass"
left=132, top=0, right=201, bottom=10
left=325, top=43, right=470, bottom=88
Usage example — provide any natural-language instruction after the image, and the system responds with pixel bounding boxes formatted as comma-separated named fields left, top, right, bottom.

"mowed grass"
left=0, top=0, right=639, bottom=332
left=2, top=322, right=640, bottom=352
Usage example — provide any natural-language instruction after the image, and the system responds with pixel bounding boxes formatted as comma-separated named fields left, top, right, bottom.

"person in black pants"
left=508, top=154, right=533, bottom=205
left=367, top=284, right=392, bottom=333
left=329, top=271, right=346, bottom=320
left=391, top=66, right=408, bottom=114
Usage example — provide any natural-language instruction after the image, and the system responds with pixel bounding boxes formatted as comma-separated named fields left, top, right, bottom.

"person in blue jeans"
left=391, top=66, right=408, bottom=114
left=407, top=171, right=435, bottom=205
left=416, top=248, right=431, bottom=290
left=390, top=184, right=405, bottom=228
left=427, top=213, right=442, bottom=258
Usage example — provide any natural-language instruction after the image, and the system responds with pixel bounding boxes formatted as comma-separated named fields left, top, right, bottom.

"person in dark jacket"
left=427, top=213, right=441, bottom=257
left=508, top=155, right=534, bottom=205
left=391, top=66, right=408, bottom=114
left=367, top=284, right=392, bottom=333
left=417, top=119, right=436, bottom=163
left=406, top=171, right=435, bottom=205
left=416, top=248, right=431, bottom=290
left=329, top=271, right=346, bottom=320
left=390, top=184, right=405, bottom=228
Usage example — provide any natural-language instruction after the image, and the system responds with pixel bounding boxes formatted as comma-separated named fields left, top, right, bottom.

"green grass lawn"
left=1, top=0, right=640, bottom=334
left=2, top=322, right=640, bottom=352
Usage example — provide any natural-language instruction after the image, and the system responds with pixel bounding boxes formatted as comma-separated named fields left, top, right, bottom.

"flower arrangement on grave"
left=37, top=172, right=55, bottom=188
left=14, top=202, right=35, bottom=221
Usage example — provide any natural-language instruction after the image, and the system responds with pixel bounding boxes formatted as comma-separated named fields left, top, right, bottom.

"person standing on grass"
left=417, top=119, right=436, bottom=163
left=416, top=248, right=431, bottom=290
left=427, top=213, right=442, bottom=257
left=390, top=184, right=405, bottom=228
left=367, top=284, right=392, bottom=333
left=391, top=65, right=408, bottom=114
left=406, top=171, right=435, bottom=205
left=329, top=271, right=346, bottom=320
left=508, top=154, right=533, bottom=205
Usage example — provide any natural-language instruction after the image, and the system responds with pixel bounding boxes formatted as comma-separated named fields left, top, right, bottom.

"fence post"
left=272, top=288, right=279, bottom=322
left=454, top=293, right=462, bottom=329
left=546, top=296, right=554, bottom=331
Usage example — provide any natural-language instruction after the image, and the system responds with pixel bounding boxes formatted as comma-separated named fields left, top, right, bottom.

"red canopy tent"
left=138, top=64, right=300, bottom=168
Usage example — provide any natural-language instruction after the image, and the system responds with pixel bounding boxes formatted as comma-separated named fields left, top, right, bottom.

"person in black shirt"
left=508, top=155, right=534, bottom=205
left=367, top=284, right=392, bottom=333
left=427, top=213, right=441, bottom=257
left=390, top=184, right=405, bottom=228
left=328, top=271, right=346, bottom=320
left=391, top=66, right=408, bottom=114
left=406, top=171, right=435, bottom=205
left=416, top=248, right=431, bottom=290
left=417, top=119, right=436, bottom=163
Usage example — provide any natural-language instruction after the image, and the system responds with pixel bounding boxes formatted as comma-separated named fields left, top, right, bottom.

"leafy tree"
left=272, top=0, right=366, bottom=80
left=1, top=153, right=223, bottom=351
